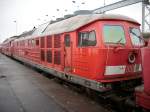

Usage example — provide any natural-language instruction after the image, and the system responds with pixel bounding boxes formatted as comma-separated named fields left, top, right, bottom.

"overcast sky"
left=0, top=0, right=142, bottom=42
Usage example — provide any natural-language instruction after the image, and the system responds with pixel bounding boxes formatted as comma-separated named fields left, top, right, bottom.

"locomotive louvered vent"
left=47, top=36, right=52, bottom=48
left=40, top=37, right=45, bottom=48
left=47, top=50, right=52, bottom=63
left=54, top=35, right=61, bottom=48
left=41, top=50, right=45, bottom=61
left=54, top=51, right=61, bottom=65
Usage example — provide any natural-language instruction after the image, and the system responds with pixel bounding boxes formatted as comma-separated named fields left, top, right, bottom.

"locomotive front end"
left=98, top=18, right=144, bottom=90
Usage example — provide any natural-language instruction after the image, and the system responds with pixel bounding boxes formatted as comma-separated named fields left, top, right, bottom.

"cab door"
left=64, top=34, right=72, bottom=72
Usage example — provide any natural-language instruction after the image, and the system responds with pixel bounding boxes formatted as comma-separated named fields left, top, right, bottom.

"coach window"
left=31, top=39, right=35, bottom=47
left=54, top=34, right=61, bottom=48
left=41, top=37, right=45, bottom=48
left=65, top=34, right=70, bottom=47
left=78, top=30, right=96, bottom=47
left=47, top=36, right=52, bottom=48
left=36, top=39, right=39, bottom=46
left=103, top=25, right=126, bottom=45
left=28, top=40, right=31, bottom=46
left=25, top=40, right=28, bottom=47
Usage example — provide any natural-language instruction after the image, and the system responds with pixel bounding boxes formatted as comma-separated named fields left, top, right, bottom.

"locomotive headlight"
left=128, top=53, right=136, bottom=64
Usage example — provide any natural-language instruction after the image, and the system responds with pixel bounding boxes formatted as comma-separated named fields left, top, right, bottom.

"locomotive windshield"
left=103, top=25, right=126, bottom=45
left=129, top=28, right=144, bottom=46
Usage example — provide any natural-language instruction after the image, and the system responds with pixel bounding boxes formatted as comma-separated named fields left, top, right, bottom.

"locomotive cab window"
left=129, top=27, right=144, bottom=46
left=103, top=25, right=126, bottom=45
left=78, top=30, right=96, bottom=46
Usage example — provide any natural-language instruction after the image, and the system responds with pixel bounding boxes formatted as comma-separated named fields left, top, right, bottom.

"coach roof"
left=41, top=14, right=139, bottom=36
left=32, top=22, right=49, bottom=36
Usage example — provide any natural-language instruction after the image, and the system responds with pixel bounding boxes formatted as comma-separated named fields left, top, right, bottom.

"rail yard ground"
left=0, top=53, right=109, bottom=112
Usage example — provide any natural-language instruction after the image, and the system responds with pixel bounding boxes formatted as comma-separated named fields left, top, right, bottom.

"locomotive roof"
left=14, top=14, right=140, bottom=42
left=2, top=36, right=20, bottom=44
left=13, top=27, right=37, bottom=42
left=42, top=14, right=139, bottom=36
left=14, top=22, right=50, bottom=41
left=20, top=27, right=36, bottom=37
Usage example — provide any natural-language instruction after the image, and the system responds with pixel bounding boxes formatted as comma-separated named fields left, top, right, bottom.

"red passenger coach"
left=1, top=36, right=17, bottom=56
left=135, top=40, right=150, bottom=110
left=3, top=14, right=144, bottom=92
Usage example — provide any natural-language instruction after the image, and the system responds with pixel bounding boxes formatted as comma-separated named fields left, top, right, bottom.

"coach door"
left=64, top=34, right=72, bottom=72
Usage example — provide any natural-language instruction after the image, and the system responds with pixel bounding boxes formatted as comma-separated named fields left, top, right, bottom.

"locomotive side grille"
left=40, top=37, right=45, bottom=48
left=47, top=36, right=52, bottom=48
left=41, top=50, right=45, bottom=61
left=54, top=35, right=61, bottom=48
left=47, top=50, right=52, bottom=63
left=54, top=51, right=61, bottom=65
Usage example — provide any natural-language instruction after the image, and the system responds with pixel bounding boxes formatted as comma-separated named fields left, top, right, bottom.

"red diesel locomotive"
left=1, top=14, right=144, bottom=92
